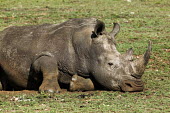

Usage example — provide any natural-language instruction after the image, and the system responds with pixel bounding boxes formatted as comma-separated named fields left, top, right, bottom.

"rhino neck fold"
left=75, top=52, right=91, bottom=77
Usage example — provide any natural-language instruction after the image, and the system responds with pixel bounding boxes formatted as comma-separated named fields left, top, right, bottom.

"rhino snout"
left=120, top=79, right=144, bottom=92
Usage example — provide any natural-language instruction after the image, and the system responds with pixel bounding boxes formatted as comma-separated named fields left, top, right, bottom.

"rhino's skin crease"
left=0, top=18, right=152, bottom=93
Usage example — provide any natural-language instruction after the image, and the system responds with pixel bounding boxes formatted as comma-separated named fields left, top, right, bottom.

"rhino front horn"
left=134, top=41, right=152, bottom=77
left=143, top=40, right=152, bottom=65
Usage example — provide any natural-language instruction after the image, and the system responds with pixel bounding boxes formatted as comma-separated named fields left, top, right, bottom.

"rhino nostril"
left=125, top=83, right=132, bottom=87
left=108, top=63, right=113, bottom=66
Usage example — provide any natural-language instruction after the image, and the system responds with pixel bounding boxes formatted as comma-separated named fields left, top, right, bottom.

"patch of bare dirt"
left=0, top=89, right=96, bottom=95
left=0, top=90, right=38, bottom=95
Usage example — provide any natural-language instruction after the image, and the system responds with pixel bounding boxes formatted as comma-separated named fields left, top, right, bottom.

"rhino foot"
left=70, top=75, right=94, bottom=91
left=39, top=89, right=61, bottom=93
left=38, top=73, right=61, bottom=93
left=39, top=83, right=61, bottom=93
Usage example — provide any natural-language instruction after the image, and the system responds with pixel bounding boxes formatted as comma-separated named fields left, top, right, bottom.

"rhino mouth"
left=120, top=79, right=144, bottom=92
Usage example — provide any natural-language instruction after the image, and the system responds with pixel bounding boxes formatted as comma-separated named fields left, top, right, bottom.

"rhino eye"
left=108, top=63, right=113, bottom=66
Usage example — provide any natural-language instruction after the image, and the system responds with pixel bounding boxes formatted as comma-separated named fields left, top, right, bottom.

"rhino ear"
left=93, top=20, right=105, bottom=37
left=110, top=23, right=120, bottom=38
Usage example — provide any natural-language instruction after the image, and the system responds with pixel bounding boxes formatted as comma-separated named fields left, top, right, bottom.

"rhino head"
left=87, top=20, right=152, bottom=92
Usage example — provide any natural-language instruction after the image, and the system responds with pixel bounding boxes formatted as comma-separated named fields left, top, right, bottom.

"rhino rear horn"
left=124, top=48, right=134, bottom=61
left=110, top=23, right=120, bottom=38
left=93, top=20, right=105, bottom=37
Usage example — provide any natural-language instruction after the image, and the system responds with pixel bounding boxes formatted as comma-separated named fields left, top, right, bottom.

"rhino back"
left=0, top=18, right=97, bottom=88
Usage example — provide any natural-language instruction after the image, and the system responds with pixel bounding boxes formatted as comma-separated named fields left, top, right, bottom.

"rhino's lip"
left=120, top=79, right=144, bottom=92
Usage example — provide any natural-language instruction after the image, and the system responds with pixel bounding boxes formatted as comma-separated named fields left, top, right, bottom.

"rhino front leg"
left=70, top=75, right=95, bottom=91
left=0, top=81, right=2, bottom=90
left=33, top=56, right=61, bottom=93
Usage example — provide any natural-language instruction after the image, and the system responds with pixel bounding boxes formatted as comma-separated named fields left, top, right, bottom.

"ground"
left=0, top=0, right=169, bottom=112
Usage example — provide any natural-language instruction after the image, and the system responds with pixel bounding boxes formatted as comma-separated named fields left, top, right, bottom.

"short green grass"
left=0, top=0, right=170, bottom=112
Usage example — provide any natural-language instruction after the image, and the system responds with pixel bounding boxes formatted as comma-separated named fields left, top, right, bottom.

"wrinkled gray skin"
left=0, top=18, right=151, bottom=92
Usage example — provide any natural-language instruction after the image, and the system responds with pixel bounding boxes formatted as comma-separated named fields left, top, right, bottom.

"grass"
left=0, top=0, right=170, bottom=112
